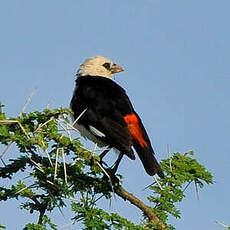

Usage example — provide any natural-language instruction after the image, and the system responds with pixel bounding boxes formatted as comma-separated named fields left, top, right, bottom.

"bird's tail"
left=133, top=143, right=164, bottom=178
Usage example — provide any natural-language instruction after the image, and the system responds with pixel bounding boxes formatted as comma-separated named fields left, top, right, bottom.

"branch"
left=37, top=201, right=48, bottom=225
left=114, top=185, right=166, bottom=229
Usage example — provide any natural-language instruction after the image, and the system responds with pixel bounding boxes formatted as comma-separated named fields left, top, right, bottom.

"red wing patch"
left=124, top=113, right=148, bottom=148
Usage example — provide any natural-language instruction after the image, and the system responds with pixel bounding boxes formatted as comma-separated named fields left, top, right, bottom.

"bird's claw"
left=99, top=159, right=109, bottom=168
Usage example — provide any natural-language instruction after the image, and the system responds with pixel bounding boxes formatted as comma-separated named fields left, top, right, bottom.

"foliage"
left=0, top=108, right=213, bottom=229
left=0, top=224, right=6, bottom=230
left=148, top=152, right=212, bottom=229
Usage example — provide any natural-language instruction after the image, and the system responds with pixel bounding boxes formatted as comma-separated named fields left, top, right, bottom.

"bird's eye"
left=103, top=62, right=111, bottom=70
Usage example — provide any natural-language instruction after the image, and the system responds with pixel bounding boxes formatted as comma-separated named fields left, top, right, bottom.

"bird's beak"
left=111, top=63, right=124, bottom=74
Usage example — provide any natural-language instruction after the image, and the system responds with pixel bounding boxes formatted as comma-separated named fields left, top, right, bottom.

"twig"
left=95, top=159, right=165, bottom=226
left=37, top=202, right=48, bottom=225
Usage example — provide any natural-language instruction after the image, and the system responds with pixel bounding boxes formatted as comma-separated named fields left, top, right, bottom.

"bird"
left=70, top=56, right=164, bottom=178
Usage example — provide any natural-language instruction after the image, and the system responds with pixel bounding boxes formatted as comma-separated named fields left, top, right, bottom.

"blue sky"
left=1, top=1, right=230, bottom=229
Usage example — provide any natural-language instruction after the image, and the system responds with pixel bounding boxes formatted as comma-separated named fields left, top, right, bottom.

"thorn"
left=44, top=148, right=53, bottom=167
left=39, top=144, right=53, bottom=167
left=62, top=148, right=67, bottom=184
left=92, top=143, right=98, bottom=155
left=0, top=120, right=30, bottom=139
left=182, top=181, right=192, bottom=192
left=59, top=220, right=77, bottom=230
left=95, top=161, right=115, bottom=194
left=93, top=194, right=105, bottom=204
left=72, top=108, right=87, bottom=127
left=46, top=180, right=55, bottom=186
left=195, top=180, right=200, bottom=200
left=0, top=141, right=13, bottom=161
left=54, top=148, right=59, bottom=181
left=29, top=157, right=44, bottom=173
left=17, top=121, right=30, bottom=139
left=15, top=184, right=35, bottom=195
left=57, top=118, right=73, bottom=141
left=142, top=181, right=156, bottom=191
left=215, top=221, right=230, bottom=229
left=154, top=175, right=163, bottom=190
left=0, top=158, right=6, bottom=166
left=19, top=88, right=37, bottom=116
left=167, top=144, right=172, bottom=171
left=46, top=102, right=51, bottom=109
left=35, top=117, right=54, bottom=132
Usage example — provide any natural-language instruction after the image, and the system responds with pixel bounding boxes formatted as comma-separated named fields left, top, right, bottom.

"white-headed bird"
left=70, top=56, right=164, bottom=178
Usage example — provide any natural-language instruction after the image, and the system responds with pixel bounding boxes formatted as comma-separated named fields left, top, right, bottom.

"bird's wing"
left=71, top=76, right=164, bottom=177
left=70, top=76, right=135, bottom=159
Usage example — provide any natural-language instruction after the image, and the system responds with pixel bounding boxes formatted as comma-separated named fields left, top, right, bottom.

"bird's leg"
left=100, top=152, right=124, bottom=186
left=110, top=153, right=124, bottom=174
left=99, top=148, right=110, bottom=159
left=99, top=148, right=111, bottom=167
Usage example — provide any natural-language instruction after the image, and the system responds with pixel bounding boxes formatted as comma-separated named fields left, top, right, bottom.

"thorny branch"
left=114, top=184, right=166, bottom=229
left=0, top=107, right=213, bottom=229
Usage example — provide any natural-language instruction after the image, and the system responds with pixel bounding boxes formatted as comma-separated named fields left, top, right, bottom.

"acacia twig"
left=114, top=185, right=166, bottom=229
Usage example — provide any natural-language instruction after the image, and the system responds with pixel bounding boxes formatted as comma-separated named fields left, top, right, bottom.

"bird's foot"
left=102, top=167, right=120, bottom=187
left=99, top=158, right=109, bottom=168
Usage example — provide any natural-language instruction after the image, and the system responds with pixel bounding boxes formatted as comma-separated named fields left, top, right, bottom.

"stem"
left=38, top=208, right=46, bottom=225
left=37, top=201, right=48, bottom=225
left=114, top=185, right=166, bottom=229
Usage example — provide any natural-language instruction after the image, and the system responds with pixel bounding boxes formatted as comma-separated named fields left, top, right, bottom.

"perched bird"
left=70, top=56, right=164, bottom=178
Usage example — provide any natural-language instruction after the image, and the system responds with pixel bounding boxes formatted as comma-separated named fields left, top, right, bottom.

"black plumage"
left=71, top=74, right=164, bottom=178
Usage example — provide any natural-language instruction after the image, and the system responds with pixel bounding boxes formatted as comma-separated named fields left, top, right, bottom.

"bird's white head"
left=76, top=56, right=124, bottom=79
